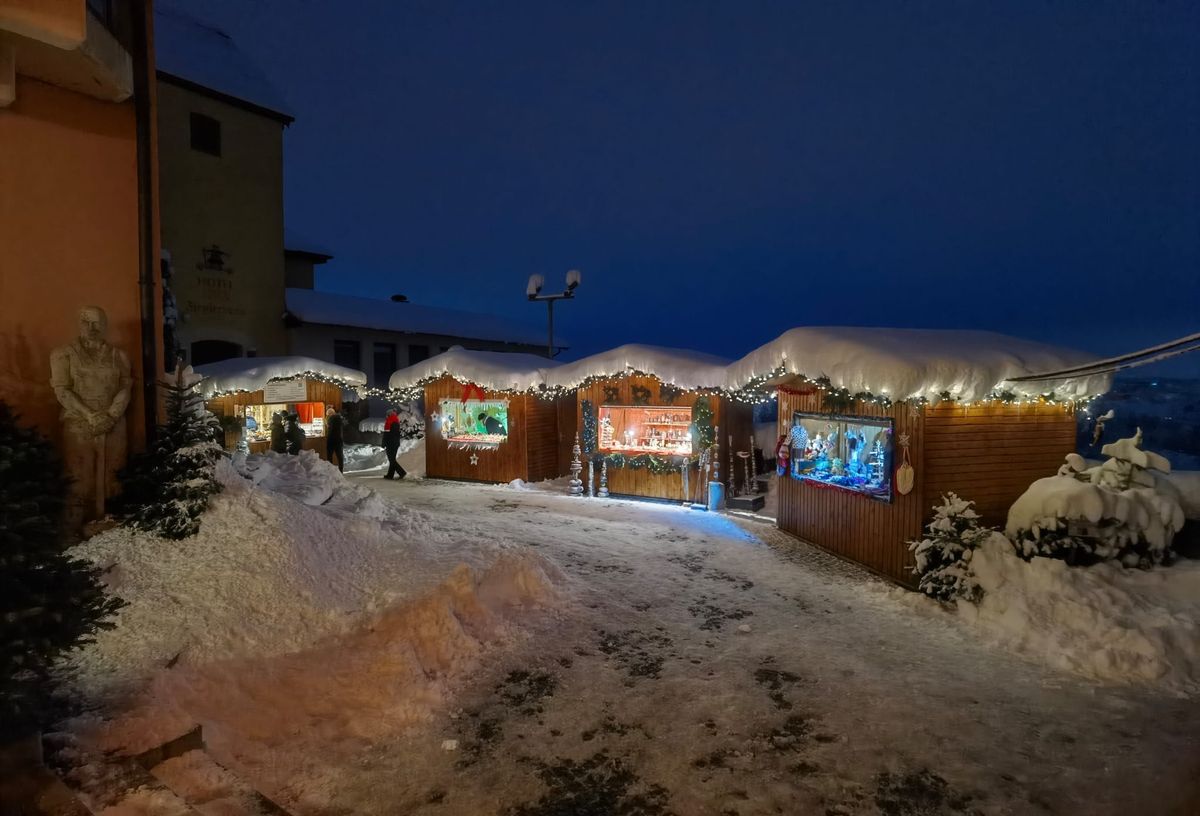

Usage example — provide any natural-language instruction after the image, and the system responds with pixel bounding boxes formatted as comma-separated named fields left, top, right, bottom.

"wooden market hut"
left=389, top=348, right=573, bottom=484
left=725, top=328, right=1111, bottom=585
left=197, top=356, right=368, bottom=458
left=545, top=345, right=756, bottom=502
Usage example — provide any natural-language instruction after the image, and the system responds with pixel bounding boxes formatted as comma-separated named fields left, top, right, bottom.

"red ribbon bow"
left=461, top=382, right=486, bottom=405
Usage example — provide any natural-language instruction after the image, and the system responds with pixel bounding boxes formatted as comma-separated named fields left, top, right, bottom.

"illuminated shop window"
left=789, top=412, right=893, bottom=501
left=241, top=402, right=326, bottom=441
left=597, top=405, right=694, bottom=456
left=437, top=399, right=509, bottom=448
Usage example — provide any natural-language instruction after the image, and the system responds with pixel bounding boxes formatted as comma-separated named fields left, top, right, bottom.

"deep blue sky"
left=176, top=1, right=1198, bottom=373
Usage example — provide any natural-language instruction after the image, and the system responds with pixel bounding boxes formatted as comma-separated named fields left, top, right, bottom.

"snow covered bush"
left=1006, top=428, right=1185, bottom=568
left=908, top=493, right=989, bottom=602
left=0, top=402, right=123, bottom=735
left=115, top=366, right=223, bottom=539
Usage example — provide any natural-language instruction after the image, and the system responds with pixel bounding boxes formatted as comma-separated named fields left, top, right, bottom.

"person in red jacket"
left=383, top=409, right=407, bottom=480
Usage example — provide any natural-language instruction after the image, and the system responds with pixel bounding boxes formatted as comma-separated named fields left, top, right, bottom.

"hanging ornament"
left=1090, top=409, right=1115, bottom=447
left=896, top=432, right=914, bottom=495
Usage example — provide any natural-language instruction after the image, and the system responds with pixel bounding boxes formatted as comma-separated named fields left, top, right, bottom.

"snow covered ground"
left=54, top=464, right=1200, bottom=815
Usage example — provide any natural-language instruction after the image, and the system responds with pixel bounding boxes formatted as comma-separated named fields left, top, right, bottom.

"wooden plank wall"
left=776, top=387, right=923, bottom=585
left=423, top=376, right=530, bottom=483
left=556, top=393, right=578, bottom=476
left=526, top=395, right=565, bottom=482
left=923, top=402, right=1075, bottom=527
left=573, top=375, right=752, bottom=501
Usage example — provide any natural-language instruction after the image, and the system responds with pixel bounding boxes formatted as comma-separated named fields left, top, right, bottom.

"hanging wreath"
left=631, top=385, right=652, bottom=405
left=659, top=383, right=683, bottom=404
left=603, top=386, right=620, bottom=403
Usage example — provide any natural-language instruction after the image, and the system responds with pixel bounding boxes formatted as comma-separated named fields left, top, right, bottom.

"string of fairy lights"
left=202, top=362, right=1103, bottom=412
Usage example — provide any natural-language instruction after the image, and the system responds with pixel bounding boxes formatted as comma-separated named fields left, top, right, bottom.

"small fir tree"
left=909, top=493, right=990, bottom=602
left=0, top=403, right=124, bottom=736
left=116, top=365, right=222, bottom=539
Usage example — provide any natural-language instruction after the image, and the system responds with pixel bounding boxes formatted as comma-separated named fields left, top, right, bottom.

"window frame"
left=189, top=112, right=222, bottom=157
left=788, top=410, right=894, bottom=503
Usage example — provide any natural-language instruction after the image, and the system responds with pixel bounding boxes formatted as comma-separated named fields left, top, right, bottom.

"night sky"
left=174, top=1, right=1198, bottom=373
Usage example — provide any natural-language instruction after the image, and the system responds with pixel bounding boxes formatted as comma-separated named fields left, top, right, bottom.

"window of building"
left=190, top=339, right=241, bottom=366
left=373, top=342, right=397, bottom=386
left=787, top=411, right=893, bottom=501
left=598, top=405, right=694, bottom=456
left=334, top=339, right=361, bottom=370
left=190, top=112, right=222, bottom=156
left=409, top=344, right=431, bottom=364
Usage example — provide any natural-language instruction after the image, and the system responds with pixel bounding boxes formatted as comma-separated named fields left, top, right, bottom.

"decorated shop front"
left=723, top=327, right=1111, bottom=585
left=546, top=346, right=756, bottom=503
left=389, top=348, right=573, bottom=484
left=196, top=356, right=368, bottom=458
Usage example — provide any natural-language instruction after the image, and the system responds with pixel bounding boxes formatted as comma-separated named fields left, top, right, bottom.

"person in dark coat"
left=285, top=412, right=305, bottom=455
left=478, top=411, right=506, bottom=436
left=383, top=408, right=407, bottom=480
left=269, top=412, right=287, bottom=454
left=325, top=406, right=345, bottom=472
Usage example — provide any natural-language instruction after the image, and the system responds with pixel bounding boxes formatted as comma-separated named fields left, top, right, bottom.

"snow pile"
left=62, top=457, right=560, bottom=758
left=960, top=533, right=1200, bottom=695
left=725, top=327, right=1110, bottom=401
left=234, top=450, right=342, bottom=505
left=1160, top=471, right=1200, bottom=520
left=544, top=344, right=730, bottom=391
left=389, top=346, right=559, bottom=393
left=344, top=443, right=388, bottom=472
left=1007, top=430, right=1185, bottom=566
left=194, top=355, right=366, bottom=397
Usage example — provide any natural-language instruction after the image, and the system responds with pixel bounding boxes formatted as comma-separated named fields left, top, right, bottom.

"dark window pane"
left=333, top=339, right=361, bottom=370
left=408, top=344, right=430, bottom=364
left=190, top=112, right=221, bottom=156
left=373, top=342, right=397, bottom=386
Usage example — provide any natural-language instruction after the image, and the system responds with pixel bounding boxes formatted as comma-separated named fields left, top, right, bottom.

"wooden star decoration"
left=469, top=453, right=479, bottom=466
left=898, top=433, right=911, bottom=448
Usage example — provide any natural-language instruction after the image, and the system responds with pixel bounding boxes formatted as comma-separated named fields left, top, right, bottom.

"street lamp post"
left=527, top=269, right=581, bottom=358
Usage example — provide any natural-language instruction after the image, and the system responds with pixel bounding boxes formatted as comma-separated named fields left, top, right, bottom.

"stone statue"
left=50, top=306, right=133, bottom=529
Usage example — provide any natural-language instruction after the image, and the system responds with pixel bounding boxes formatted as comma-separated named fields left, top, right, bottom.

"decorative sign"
left=264, top=379, right=308, bottom=402
left=187, top=244, right=246, bottom=320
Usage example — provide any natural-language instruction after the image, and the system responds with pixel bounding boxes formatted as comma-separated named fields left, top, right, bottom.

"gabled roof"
left=194, top=355, right=367, bottom=397
left=154, top=3, right=293, bottom=123
left=389, top=347, right=558, bottom=392
left=285, top=288, right=556, bottom=349
left=284, top=228, right=333, bottom=261
left=725, top=327, right=1111, bottom=402
left=542, top=345, right=731, bottom=391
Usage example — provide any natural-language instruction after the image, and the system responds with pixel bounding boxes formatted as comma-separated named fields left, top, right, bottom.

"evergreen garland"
left=580, top=399, right=598, bottom=456
left=659, top=383, right=683, bottom=404
left=598, top=452, right=686, bottom=475
left=693, top=396, right=715, bottom=449
left=115, top=367, right=223, bottom=540
left=0, top=403, right=124, bottom=736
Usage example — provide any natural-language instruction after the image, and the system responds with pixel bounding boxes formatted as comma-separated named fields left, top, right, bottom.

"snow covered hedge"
left=1006, top=429, right=1185, bottom=568
left=908, top=493, right=989, bottom=602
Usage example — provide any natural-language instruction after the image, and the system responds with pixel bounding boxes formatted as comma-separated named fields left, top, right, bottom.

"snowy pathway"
left=325, top=476, right=1199, bottom=816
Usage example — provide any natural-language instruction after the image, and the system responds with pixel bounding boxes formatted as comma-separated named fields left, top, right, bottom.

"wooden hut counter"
left=545, top=346, right=755, bottom=502
left=196, top=356, right=368, bottom=459
left=389, top=349, right=572, bottom=484
left=725, top=328, right=1111, bottom=585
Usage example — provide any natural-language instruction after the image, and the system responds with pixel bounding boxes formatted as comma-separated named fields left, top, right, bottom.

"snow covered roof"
left=285, top=288, right=553, bottom=348
left=388, top=347, right=559, bottom=392
left=725, top=327, right=1111, bottom=402
left=195, top=356, right=367, bottom=397
left=542, top=345, right=731, bottom=391
left=284, top=228, right=333, bottom=260
left=154, top=3, right=293, bottom=122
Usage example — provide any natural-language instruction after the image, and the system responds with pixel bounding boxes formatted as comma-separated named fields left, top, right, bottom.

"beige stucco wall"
left=157, top=78, right=286, bottom=359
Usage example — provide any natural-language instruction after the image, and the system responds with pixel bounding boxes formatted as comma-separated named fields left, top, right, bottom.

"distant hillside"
left=1079, top=377, right=1200, bottom=470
